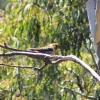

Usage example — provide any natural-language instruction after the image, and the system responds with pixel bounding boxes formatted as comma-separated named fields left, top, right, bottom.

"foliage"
left=0, top=0, right=100, bottom=100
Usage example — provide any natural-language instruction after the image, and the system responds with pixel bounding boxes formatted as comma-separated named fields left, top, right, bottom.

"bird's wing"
left=28, top=47, right=53, bottom=54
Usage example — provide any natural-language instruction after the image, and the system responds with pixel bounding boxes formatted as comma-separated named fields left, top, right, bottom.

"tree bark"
left=85, top=0, right=100, bottom=74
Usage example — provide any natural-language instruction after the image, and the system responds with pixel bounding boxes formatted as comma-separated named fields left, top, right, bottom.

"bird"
left=23, top=43, right=59, bottom=55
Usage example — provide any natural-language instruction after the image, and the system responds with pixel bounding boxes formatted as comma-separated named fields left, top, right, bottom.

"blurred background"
left=0, top=0, right=99, bottom=100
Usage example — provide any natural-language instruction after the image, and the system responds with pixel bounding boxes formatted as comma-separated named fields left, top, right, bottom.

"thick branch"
left=0, top=51, right=100, bottom=82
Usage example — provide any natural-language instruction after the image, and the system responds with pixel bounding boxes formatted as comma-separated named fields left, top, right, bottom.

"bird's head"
left=49, top=43, right=59, bottom=50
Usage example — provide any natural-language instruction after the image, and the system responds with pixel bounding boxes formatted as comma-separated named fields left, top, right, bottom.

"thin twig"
left=0, top=63, right=33, bottom=68
left=57, top=84, right=96, bottom=99
left=34, top=63, right=48, bottom=71
left=84, top=42, right=97, bottom=69
left=0, top=43, right=22, bottom=51
left=33, top=2, right=47, bottom=11
left=0, top=63, right=48, bottom=71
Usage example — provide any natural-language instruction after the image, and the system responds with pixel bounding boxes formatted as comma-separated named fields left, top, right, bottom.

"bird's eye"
left=55, top=45, right=58, bottom=49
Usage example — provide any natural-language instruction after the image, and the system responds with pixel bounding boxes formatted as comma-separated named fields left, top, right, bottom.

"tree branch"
left=0, top=63, right=48, bottom=71
left=0, top=44, right=100, bottom=82
left=0, top=43, right=22, bottom=51
left=0, top=51, right=100, bottom=82
left=0, top=63, right=33, bottom=68
left=34, top=63, right=48, bottom=71
left=84, top=41, right=97, bottom=69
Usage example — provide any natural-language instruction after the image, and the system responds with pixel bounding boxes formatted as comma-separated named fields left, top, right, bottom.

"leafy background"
left=0, top=0, right=100, bottom=100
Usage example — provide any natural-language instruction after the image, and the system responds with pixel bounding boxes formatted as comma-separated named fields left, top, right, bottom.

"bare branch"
left=34, top=63, right=48, bottom=71
left=0, top=63, right=48, bottom=71
left=0, top=63, right=33, bottom=68
left=0, top=43, right=22, bottom=51
left=0, top=43, right=100, bottom=82
left=0, top=51, right=100, bottom=82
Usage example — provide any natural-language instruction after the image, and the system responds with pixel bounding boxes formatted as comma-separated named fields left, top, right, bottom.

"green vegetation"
left=0, top=0, right=100, bottom=99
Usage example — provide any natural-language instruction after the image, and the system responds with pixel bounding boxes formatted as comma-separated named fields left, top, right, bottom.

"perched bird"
left=24, top=43, right=58, bottom=55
